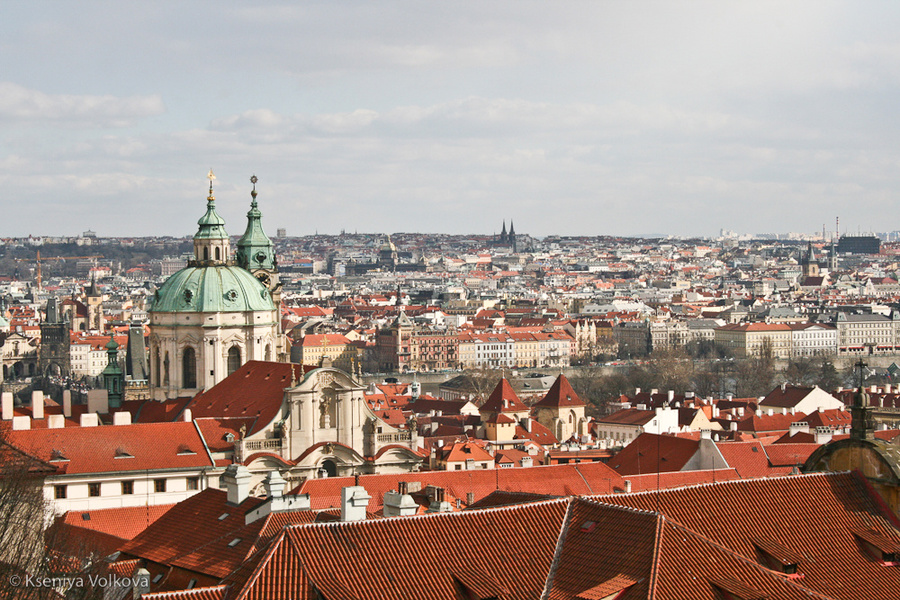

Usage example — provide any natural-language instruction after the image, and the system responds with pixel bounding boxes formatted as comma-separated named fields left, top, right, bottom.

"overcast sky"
left=2, top=1, right=900, bottom=239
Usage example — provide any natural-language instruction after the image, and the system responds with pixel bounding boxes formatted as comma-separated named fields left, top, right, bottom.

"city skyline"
left=3, top=1, right=900, bottom=238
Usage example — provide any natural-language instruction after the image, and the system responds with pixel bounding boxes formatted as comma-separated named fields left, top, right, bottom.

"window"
left=154, top=479, right=167, bottom=493
left=227, top=346, right=241, bottom=375
left=122, top=481, right=134, bottom=495
left=182, top=347, right=197, bottom=388
left=186, top=477, right=199, bottom=491
left=88, top=483, right=101, bottom=497
left=54, top=485, right=67, bottom=499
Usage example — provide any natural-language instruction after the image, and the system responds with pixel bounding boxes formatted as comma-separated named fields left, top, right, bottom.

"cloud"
left=0, top=82, right=164, bottom=128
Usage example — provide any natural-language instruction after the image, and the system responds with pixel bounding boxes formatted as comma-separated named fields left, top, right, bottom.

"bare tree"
left=0, top=438, right=108, bottom=600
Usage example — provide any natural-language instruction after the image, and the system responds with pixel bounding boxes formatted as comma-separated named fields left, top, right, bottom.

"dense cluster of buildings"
left=2, top=177, right=900, bottom=598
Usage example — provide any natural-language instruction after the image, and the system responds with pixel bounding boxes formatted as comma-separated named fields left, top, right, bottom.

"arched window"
left=182, top=347, right=197, bottom=389
left=227, top=346, right=241, bottom=375
left=203, top=247, right=209, bottom=261
left=215, top=247, right=221, bottom=261
left=265, top=343, right=272, bottom=361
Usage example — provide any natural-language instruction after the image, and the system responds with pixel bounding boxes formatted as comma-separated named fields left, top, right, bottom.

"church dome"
left=150, top=265, right=275, bottom=313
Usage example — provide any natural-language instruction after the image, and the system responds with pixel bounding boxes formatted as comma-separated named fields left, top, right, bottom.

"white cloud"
left=0, top=82, right=164, bottom=127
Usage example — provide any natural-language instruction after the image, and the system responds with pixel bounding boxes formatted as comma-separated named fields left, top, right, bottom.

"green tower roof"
left=195, top=171, right=229, bottom=241
left=236, top=175, right=276, bottom=271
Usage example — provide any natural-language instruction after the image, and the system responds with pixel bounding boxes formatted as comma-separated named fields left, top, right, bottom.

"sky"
left=2, top=1, right=900, bottom=239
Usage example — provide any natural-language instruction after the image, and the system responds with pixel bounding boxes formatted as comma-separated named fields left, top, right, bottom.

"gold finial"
left=207, top=169, right=216, bottom=198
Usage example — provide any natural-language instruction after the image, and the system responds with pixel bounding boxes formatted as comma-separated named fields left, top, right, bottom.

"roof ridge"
left=231, top=528, right=290, bottom=600
left=283, top=496, right=573, bottom=531
left=141, top=584, right=230, bottom=600
left=597, top=470, right=850, bottom=500
left=539, top=497, right=576, bottom=600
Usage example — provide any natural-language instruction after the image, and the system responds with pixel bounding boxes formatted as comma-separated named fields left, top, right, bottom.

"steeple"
left=236, top=174, right=276, bottom=273
left=500, top=220, right=507, bottom=243
left=101, top=333, right=124, bottom=408
left=192, top=169, right=231, bottom=266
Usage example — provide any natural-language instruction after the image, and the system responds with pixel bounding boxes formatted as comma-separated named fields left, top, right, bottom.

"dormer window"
left=852, top=528, right=900, bottom=564
left=752, top=538, right=803, bottom=576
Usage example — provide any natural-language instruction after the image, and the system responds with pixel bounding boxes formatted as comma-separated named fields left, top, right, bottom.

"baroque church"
left=148, top=172, right=283, bottom=401
left=147, top=173, right=421, bottom=482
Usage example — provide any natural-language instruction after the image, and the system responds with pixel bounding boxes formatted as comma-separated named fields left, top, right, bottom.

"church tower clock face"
left=256, top=272, right=271, bottom=288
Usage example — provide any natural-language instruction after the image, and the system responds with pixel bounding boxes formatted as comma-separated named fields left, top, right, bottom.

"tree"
left=0, top=438, right=109, bottom=600
left=733, top=339, right=776, bottom=398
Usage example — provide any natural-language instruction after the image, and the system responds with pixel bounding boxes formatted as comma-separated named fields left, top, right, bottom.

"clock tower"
left=236, top=175, right=285, bottom=359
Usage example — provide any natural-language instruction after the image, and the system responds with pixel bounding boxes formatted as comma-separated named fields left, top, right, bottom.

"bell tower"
left=192, top=170, right=231, bottom=266
left=235, top=175, right=284, bottom=359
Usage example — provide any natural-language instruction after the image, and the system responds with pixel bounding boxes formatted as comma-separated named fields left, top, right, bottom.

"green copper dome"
left=150, top=265, right=276, bottom=313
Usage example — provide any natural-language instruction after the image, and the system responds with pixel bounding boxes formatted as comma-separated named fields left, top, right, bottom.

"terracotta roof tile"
left=533, top=374, right=586, bottom=409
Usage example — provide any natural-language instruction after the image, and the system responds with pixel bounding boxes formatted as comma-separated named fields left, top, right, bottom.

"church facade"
left=148, top=173, right=281, bottom=400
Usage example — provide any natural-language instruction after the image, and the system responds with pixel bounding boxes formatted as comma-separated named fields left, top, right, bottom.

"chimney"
left=737, top=407, right=744, bottom=417
left=113, top=412, right=132, bottom=426
left=426, top=486, right=453, bottom=513
left=700, top=429, right=711, bottom=440
left=11, top=416, right=30, bottom=430
left=781, top=383, right=786, bottom=392
left=132, top=568, right=151, bottom=600
left=222, top=464, right=252, bottom=505
left=814, top=426, right=833, bottom=444
left=623, top=480, right=632, bottom=493
left=767, top=409, right=774, bottom=417
left=466, top=492, right=475, bottom=505
left=80, top=413, right=99, bottom=427
left=341, top=485, right=371, bottom=521
left=730, top=422, right=738, bottom=431
left=263, top=470, right=287, bottom=498
left=871, top=385, right=878, bottom=393
left=726, top=393, right=733, bottom=401
left=756, top=409, right=762, bottom=417
left=47, top=414, right=65, bottom=429
left=1, top=392, right=13, bottom=421
left=667, top=390, right=675, bottom=403
left=182, top=408, right=192, bottom=422
left=87, top=389, right=109, bottom=415
left=634, top=387, right=641, bottom=395
left=62, top=390, right=72, bottom=418
left=383, top=485, right=418, bottom=518
left=650, top=389, right=658, bottom=396
left=31, top=391, right=44, bottom=420
left=789, top=421, right=809, bottom=436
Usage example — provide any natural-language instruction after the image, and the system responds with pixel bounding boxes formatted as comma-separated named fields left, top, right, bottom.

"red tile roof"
left=600, top=472, right=900, bottom=600
left=187, top=361, right=313, bottom=436
left=7, top=421, right=214, bottom=475
left=479, top=378, right=529, bottom=414
left=533, top=374, right=586, bottom=409
left=608, top=434, right=699, bottom=476
left=298, top=462, right=626, bottom=512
